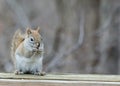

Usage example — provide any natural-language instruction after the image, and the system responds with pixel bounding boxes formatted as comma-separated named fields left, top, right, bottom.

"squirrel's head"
left=24, top=27, right=43, bottom=50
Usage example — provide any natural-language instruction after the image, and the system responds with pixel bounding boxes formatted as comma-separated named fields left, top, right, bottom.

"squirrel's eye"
left=30, top=38, right=34, bottom=41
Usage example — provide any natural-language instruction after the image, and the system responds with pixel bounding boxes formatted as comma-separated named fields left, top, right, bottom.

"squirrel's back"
left=11, top=29, right=24, bottom=59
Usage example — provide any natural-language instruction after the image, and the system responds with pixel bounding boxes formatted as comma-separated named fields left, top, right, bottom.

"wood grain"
left=0, top=73, right=119, bottom=86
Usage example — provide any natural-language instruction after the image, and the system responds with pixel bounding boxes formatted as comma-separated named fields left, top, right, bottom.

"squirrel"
left=11, top=27, right=45, bottom=75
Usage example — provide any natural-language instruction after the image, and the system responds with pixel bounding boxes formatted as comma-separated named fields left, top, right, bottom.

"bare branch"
left=46, top=7, right=116, bottom=71
left=46, top=10, right=85, bottom=71
left=95, top=8, right=117, bottom=36
left=6, top=0, right=30, bottom=29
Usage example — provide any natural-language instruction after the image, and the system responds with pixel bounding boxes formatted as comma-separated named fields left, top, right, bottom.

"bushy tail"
left=11, top=29, right=24, bottom=59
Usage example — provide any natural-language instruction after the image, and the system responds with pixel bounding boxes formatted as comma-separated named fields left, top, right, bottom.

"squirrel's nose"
left=36, top=42, right=40, bottom=49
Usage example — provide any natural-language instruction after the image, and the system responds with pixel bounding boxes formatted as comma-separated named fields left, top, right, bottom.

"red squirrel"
left=11, top=27, right=45, bottom=75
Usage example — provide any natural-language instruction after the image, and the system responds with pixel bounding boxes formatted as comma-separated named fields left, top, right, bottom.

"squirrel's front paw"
left=32, top=48, right=38, bottom=52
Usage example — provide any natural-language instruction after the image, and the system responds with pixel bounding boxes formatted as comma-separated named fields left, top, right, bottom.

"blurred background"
left=0, top=0, right=119, bottom=74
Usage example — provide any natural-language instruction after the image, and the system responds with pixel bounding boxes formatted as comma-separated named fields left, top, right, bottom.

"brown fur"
left=27, top=28, right=41, bottom=43
left=11, top=29, right=24, bottom=60
left=11, top=27, right=42, bottom=60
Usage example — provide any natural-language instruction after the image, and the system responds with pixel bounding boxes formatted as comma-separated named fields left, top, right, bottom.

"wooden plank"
left=0, top=73, right=120, bottom=82
left=0, top=79, right=120, bottom=86
left=0, top=73, right=119, bottom=86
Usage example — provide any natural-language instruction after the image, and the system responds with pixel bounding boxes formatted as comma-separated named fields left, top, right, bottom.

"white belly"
left=15, top=54, right=43, bottom=73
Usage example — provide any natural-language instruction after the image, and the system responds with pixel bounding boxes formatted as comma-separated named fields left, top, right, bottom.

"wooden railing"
left=0, top=73, right=119, bottom=86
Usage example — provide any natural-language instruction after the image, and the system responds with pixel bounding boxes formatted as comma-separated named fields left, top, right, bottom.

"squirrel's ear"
left=26, top=27, right=31, bottom=34
left=36, top=26, right=40, bottom=33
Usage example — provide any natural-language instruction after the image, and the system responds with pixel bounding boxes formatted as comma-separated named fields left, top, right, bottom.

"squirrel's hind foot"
left=33, top=71, right=46, bottom=76
left=14, top=70, right=24, bottom=75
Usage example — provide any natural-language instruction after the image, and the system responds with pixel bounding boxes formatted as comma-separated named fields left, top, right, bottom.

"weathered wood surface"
left=0, top=73, right=119, bottom=86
